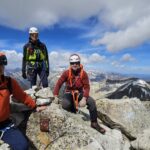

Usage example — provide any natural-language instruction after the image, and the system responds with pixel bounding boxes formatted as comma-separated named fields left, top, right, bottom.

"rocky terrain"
left=1, top=70, right=150, bottom=150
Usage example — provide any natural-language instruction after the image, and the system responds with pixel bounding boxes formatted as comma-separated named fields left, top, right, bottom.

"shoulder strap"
left=5, top=76, right=12, bottom=94
left=80, top=69, right=84, bottom=80
left=68, top=68, right=73, bottom=87
left=68, top=67, right=84, bottom=87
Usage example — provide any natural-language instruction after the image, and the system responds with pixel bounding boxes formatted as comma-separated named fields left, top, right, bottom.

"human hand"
left=36, top=106, right=47, bottom=112
left=79, top=97, right=87, bottom=107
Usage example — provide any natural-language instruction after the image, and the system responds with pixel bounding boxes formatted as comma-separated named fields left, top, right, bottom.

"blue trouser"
left=29, top=68, right=48, bottom=88
left=1, top=127, right=29, bottom=150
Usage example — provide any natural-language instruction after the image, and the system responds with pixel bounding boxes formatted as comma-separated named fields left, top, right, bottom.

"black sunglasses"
left=70, top=62, right=80, bottom=65
left=30, top=33, right=38, bottom=37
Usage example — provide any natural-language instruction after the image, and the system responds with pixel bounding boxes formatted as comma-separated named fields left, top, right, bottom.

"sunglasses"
left=30, top=33, right=38, bottom=37
left=70, top=62, right=80, bottom=65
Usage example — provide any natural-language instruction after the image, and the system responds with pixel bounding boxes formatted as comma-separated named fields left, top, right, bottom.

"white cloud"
left=49, top=51, right=70, bottom=67
left=49, top=51, right=106, bottom=68
left=1, top=0, right=150, bottom=51
left=1, top=50, right=149, bottom=74
left=1, top=49, right=106, bottom=70
left=92, top=16, right=150, bottom=51
left=1, top=50, right=23, bottom=69
left=89, top=53, right=106, bottom=63
left=91, top=0, right=150, bottom=51
left=0, top=0, right=102, bottom=30
left=0, top=40, right=24, bottom=50
left=110, top=53, right=135, bottom=70
left=111, top=61, right=119, bottom=67
left=120, top=53, right=135, bottom=62
left=99, top=1, right=149, bottom=29
left=111, top=61, right=125, bottom=69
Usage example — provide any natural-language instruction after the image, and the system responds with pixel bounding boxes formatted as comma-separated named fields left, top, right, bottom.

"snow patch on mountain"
left=107, top=79, right=150, bottom=101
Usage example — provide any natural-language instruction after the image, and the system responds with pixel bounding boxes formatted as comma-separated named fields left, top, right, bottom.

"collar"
left=29, top=38, right=41, bottom=45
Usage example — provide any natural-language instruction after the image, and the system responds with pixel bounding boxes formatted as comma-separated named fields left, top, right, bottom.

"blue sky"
left=0, top=0, right=150, bottom=75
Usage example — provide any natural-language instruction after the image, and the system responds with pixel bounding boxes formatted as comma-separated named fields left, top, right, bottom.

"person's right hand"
left=22, top=72, right=27, bottom=79
left=53, top=96, right=59, bottom=104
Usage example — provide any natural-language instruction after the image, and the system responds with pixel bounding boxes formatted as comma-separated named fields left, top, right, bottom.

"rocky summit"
left=1, top=75, right=150, bottom=150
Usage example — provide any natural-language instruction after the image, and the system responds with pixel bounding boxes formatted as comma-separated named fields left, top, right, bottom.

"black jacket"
left=22, top=38, right=49, bottom=75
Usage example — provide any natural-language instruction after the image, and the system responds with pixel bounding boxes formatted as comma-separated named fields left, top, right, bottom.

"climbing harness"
left=71, top=90, right=79, bottom=111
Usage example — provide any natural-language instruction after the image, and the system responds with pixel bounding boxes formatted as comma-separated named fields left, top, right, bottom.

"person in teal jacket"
left=22, top=27, right=49, bottom=87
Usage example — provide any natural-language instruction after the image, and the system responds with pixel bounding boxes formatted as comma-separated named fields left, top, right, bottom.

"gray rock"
left=0, top=140, right=11, bottom=150
left=131, top=128, right=150, bottom=150
left=96, top=98, right=150, bottom=137
left=35, top=87, right=54, bottom=98
left=24, top=88, right=36, bottom=95
left=26, top=103, right=130, bottom=150
left=36, top=98, right=52, bottom=106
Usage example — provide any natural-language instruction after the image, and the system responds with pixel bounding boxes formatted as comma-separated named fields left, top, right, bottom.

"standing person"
left=0, top=52, right=46, bottom=150
left=22, top=27, right=49, bottom=87
left=53, top=54, right=105, bottom=134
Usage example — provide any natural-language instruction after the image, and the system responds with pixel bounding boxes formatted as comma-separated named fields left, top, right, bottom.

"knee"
left=62, top=99, right=72, bottom=110
left=87, top=97, right=96, bottom=110
left=2, top=128, right=29, bottom=150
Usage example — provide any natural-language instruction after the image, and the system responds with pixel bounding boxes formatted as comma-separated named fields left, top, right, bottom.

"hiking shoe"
left=91, top=122, right=106, bottom=134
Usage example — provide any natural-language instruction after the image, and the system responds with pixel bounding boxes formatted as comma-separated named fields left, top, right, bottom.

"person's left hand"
left=36, top=106, right=47, bottom=112
left=79, top=97, right=87, bottom=107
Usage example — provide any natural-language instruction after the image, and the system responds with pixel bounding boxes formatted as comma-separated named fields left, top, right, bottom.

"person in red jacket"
left=53, top=54, right=105, bottom=134
left=0, top=52, right=46, bottom=150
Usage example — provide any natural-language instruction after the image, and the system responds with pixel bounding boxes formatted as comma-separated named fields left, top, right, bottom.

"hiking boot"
left=91, top=122, right=105, bottom=134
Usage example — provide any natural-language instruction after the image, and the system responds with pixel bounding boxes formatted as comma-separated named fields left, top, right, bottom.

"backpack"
left=0, top=76, right=12, bottom=94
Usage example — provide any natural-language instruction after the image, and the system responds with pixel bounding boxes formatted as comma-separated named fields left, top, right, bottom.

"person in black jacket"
left=22, top=27, right=49, bottom=87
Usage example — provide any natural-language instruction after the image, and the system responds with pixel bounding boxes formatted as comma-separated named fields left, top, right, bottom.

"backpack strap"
left=68, top=65, right=84, bottom=88
left=80, top=68, right=84, bottom=79
left=68, top=67, right=73, bottom=87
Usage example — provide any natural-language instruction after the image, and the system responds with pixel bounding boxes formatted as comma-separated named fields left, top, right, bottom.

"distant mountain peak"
left=133, top=79, right=150, bottom=88
left=107, top=79, right=150, bottom=101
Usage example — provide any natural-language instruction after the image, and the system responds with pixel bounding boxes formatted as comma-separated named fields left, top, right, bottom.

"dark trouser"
left=1, top=127, right=29, bottom=150
left=62, top=92, right=97, bottom=122
left=29, top=68, right=48, bottom=88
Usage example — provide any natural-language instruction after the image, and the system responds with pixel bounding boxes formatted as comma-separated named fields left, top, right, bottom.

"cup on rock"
left=40, top=117, right=50, bottom=132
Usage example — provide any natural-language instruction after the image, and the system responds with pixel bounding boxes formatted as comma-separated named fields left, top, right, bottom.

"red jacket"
left=53, top=66, right=90, bottom=98
left=0, top=77, right=36, bottom=122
